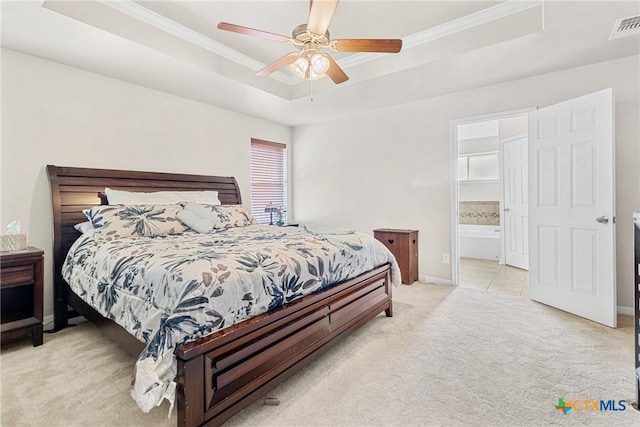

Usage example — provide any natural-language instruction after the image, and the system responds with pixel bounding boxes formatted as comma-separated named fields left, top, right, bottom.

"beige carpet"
left=2, top=283, right=639, bottom=426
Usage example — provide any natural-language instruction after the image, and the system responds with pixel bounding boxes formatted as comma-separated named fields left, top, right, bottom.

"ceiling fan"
left=217, top=0, right=403, bottom=84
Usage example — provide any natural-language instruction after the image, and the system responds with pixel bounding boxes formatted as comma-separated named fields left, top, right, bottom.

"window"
left=250, top=138, right=287, bottom=224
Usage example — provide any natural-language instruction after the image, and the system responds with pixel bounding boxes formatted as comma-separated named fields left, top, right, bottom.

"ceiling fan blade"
left=325, top=55, right=349, bottom=84
left=256, top=52, right=300, bottom=77
left=218, top=22, right=290, bottom=43
left=307, top=0, right=339, bottom=35
left=331, top=39, right=403, bottom=53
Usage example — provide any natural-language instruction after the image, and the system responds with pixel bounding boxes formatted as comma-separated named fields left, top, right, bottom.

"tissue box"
left=1, top=234, right=27, bottom=251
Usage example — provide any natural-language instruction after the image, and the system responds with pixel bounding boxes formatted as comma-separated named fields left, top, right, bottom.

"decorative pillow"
left=176, top=203, right=219, bottom=234
left=212, top=205, right=256, bottom=229
left=105, top=188, right=220, bottom=205
left=83, top=204, right=188, bottom=238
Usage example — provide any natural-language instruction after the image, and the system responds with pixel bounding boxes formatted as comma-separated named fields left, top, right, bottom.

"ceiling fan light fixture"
left=310, top=53, right=330, bottom=78
left=289, top=57, right=309, bottom=79
left=288, top=52, right=330, bottom=81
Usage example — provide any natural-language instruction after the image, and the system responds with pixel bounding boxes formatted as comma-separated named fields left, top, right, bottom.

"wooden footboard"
left=176, top=265, right=392, bottom=427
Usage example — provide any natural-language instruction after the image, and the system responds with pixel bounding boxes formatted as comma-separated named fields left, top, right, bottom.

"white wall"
left=292, top=55, right=640, bottom=309
left=459, top=182, right=501, bottom=202
left=499, top=116, right=528, bottom=140
left=0, top=49, right=292, bottom=321
left=2, top=48, right=637, bottom=319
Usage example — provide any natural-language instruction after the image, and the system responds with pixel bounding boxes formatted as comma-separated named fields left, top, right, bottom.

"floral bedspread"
left=62, top=224, right=401, bottom=412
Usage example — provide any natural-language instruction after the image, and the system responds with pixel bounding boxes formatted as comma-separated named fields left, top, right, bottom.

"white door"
left=502, top=135, right=529, bottom=270
left=528, top=88, right=616, bottom=327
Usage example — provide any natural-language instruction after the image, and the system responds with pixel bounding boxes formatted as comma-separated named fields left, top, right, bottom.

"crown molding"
left=336, top=0, right=543, bottom=69
left=98, top=0, right=298, bottom=85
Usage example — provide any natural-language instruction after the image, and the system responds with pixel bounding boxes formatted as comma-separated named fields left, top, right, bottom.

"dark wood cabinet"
left=1, top=247, right=44, bottom=346
left=374, top=229, right=418, bottom=285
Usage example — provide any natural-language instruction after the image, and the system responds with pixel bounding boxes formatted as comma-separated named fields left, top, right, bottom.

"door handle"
left=504, top=208, right=510, bottom=212
left=596, top=216, right=609, bottom=224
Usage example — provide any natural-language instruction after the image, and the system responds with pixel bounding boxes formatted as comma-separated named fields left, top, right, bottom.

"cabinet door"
left=374, top=231, right=414, bottom=284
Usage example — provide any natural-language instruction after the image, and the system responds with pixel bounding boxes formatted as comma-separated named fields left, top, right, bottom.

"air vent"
left=609, top=14, right=640, bottom=40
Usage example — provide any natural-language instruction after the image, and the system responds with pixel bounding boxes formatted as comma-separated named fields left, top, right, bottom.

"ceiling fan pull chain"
left=310, top=78, right=314, bottom=102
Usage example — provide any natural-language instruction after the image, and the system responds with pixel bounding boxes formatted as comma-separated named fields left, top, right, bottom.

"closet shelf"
left=459, top=179, right=499, bottom=184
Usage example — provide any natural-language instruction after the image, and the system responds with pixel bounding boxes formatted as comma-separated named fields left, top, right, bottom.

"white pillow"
left=176, top=203, right=220, bottom=234
left=74, top=221, right=94, bottom=235
left=105, top=188, right=220, bottom=205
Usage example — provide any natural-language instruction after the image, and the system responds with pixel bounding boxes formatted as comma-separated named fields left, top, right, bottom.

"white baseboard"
left=43, top=314, right=54, bottom=331
left=617, top=306, right=634, bottom=315
left=419, top=275, right=454, bottom=286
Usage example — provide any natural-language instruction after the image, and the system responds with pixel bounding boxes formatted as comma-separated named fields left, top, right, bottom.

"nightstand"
left=373, top=229, right=418, bottom=285
left=1, top=247, right=44, bottom=346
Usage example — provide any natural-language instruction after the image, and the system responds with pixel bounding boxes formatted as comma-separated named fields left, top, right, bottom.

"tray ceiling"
left=2, top=1, right=639, bottom=126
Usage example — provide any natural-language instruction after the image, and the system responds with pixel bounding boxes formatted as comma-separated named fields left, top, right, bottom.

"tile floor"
left=459, top=257, right=528, bottom=296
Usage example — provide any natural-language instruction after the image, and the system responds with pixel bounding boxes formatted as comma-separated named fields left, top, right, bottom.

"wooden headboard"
left=46, top=165, right=242, bottom=330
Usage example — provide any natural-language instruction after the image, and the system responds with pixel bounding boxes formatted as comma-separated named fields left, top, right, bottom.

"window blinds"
left=250, top=138, right=287, bottom=224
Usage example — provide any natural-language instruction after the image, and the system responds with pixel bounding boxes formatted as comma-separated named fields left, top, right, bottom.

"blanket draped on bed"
left=63, top=224, right=401, bottom=411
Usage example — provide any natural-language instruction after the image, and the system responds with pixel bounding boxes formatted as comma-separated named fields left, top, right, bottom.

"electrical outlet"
left=442, top=253, right=450, bottom=264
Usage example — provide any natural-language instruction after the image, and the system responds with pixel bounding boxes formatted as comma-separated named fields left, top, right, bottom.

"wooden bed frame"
left=47, top=165, right=393, bottom=427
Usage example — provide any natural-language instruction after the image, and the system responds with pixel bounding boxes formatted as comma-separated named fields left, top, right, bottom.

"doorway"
left=450, top=109, right=532, bottom=295
left=450, top=90, right=616, bottom=327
